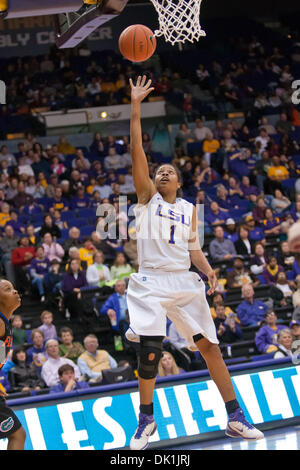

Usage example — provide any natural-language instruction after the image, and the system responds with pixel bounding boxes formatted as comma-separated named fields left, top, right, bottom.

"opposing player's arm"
left=0, top=318, right=5, bottom=337
left=188, top=206, right=217, bottom=295
left=130, top=76, right=156, bottom=205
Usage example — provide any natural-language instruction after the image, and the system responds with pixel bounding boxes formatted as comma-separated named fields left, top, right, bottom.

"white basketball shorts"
left=126, top=269, right=218, bottom=350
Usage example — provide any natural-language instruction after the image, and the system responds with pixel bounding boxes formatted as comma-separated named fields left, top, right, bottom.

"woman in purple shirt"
left=62, top=259, right=87, bottom=318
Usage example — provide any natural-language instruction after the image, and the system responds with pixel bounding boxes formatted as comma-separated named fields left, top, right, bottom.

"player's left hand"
left=207, top=270, right=218, bottom=296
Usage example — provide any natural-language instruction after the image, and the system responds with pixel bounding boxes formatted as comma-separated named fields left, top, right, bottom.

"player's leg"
left=130, top=335, right=164, bottom=450
left=7, top=426, right=26, bottom=450
left=194, top=335, right=264, bottom=440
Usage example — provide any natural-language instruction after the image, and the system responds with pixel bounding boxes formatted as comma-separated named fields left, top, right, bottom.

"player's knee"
left=138, top=336, right=163, bottom=379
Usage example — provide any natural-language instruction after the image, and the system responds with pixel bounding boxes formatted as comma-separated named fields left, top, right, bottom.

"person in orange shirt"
left=202, top=133, right=220, bottom=165
left=0, top=202, right=11, bottom=227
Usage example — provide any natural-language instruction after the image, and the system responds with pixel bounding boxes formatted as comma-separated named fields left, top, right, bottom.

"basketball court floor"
left=167, top=425, right=300, bottom=450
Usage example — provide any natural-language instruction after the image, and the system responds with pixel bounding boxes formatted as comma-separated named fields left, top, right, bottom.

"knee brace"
left=138, top=336, right=164, bottom=380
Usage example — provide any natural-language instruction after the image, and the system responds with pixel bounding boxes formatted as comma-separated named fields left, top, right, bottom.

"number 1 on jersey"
left=169, top=225, right=176, bottom=244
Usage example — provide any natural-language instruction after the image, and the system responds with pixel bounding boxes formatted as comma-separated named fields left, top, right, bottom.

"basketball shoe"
left=226, top=407, right=264, bottom=440
left=130, top=413, right=157, bottom=450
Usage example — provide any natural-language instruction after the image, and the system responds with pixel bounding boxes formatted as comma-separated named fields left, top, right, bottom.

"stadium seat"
left=80, top=226, right=94, bottom=237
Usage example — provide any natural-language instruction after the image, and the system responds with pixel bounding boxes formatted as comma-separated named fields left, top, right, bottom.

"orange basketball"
left=119, top=24, right=157, bottom=63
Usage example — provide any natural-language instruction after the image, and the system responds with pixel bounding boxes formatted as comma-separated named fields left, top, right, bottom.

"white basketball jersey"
left=134, top=192, right=194, bottom=272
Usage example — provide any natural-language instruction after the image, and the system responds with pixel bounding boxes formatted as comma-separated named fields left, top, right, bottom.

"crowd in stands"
left=1, top=23, right=300, bottom=396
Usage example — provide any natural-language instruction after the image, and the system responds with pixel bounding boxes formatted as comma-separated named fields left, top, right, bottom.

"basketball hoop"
left=149, top=0, right=206, bottom=45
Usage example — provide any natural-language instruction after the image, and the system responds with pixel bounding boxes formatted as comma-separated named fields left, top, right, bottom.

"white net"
left=149, top=0, right=206, bottom=45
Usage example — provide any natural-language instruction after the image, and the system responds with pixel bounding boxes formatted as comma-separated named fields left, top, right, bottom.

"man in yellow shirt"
left=0, top=202, right=11, bottom=227
left=202, top=133, right=220, bottom=165
left=78, top=238, right=97, bottom=267
left=267, top=156, right=289, bottom=182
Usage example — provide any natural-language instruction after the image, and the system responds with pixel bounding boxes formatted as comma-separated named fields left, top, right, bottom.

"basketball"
left=288, top=221, right=300, bottom=252
left=118, top=24, right=157, bottom=62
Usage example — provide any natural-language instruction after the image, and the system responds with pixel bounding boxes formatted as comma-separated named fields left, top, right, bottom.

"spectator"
left=29, top=245, right=50, bottom=302
left=11, top=237, right=36, bottom=294
left=0, top=202, right=11, bottom=227
left=58, top=327, right=85, bottom=364
left=252, top=195, right=267, bottom=224
left=224, top=218, right=238, bottom=244
left=86, top=251, right=111, bottom=287
left=57, top=136, right=76, bottom=155
left=262, top=256, right=284, bottom=285
left=77, top=334, right=117, bottom=383
left=65, top=246, right=87, bottom=271
left=6, top=210, right=26, bottom=237
left=45, top=258, right=63, bottom=296
left=250, top=242, right=269, bottom=276
left=266, top=156, right=289, bottom=188
left=209, top=294, right=235, bottom=320
left=209, top=225, right=237, bottom=262
left=110, top=252, right=134, bottom=281
left=41, top=339, right=81, bottom=388
left=11, top=314, right=28, bottom=347
left=63, top=227, right=82, bottom=255
left=78, top=238, right=97, bottom=267
left=273, top=329, right=294, bottom=359
left=255, top=310, right=286, bottom=354
left=214, top=304, right=243, bottom=343
left=100, top=279, right=129, bottom=337
left=157, top=351, right=182, bottom=377
left=49, top=364, right=90, bottom=394
left=11, top=181, right=34, bottom=210
left=104, top=147, right=123, bottom=171
left=271, top=189, right=291, bottom=214
left=62, top=259, right=87, bottom=318
left=42, top=232, right=64, bottom=262
left=245, top=216, right=266, bottom=244
left=205, top=201, right=228, bottom=226
left=273, top=271, right=294, bottom=301
left=234, top=226, right=255, bottom=256
left=8, top=347, right=46, bottom=394
left=236, top=283, right=268, bottom=326
left=292, top=254, right=300, bottom=279
left=38, top=310, right=58, bottom=343
left=39, top=214, right=62, bottom=240
left=26, top=329, right=46, bottom=366
left=226, top=256, right=259, bottom=290
left=262, top=208, right=281, bottom=236
left=94, top=176, right=113, bottom=200
left=47, top=186, right=69, bottom=213
left=192, top=118, right=212, bottom=142
left=292, top=275, right=300, bottom=308
left=175, top=123, right=193, bottom=154
left=290, top=320, right=300, bottom=343
left=71, top=186, right=90, bottom=210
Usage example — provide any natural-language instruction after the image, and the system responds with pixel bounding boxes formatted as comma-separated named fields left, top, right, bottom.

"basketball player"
left=0, top=280, right=26, bottom=449
left=126, top=76, right=264, bottom=450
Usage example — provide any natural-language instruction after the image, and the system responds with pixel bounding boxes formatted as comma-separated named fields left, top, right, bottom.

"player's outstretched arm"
left=130, top=75, right=156, bottom=205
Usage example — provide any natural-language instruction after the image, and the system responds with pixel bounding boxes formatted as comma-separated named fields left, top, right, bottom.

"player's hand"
left=0, top=389, right=7, bottom=397
left=207, top=270, right=218, bottom=296
left=130, top=75, right=154, bottom=103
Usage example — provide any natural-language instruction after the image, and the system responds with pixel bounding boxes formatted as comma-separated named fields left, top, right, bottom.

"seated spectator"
left=62, top=259, right=87, bottom=318
left=57, top=136, right=76, bottom=155
left=292, top=254, right=300, bottom=279
left=205, top=201, right=228, bottom=226
left=0, top=225, right=19, bottom=283
left=252, top=195, right=267, bottom=224
left=277, top=241, right=295, bottom=271
left=255, top=310, right=286, bottom=354
left=237, top=283, right=268, bottom=326
left=274, top=271, right=294, bottom=300
left=45, top=259, right=63, bottom=296
left=271, top=189, right=291, bottom=214
left=78, top=238, right=97, bottom=267
left=175, top=123, right=193, bottom=154
left=266, top=156, right=289, bottom=192
left=0, top=202, right=11, bottom=227
left=41, top=339, right=81, bottom=388
left=273, top=329, right=294, bottom=359
left=39, top=214, right=62, bottom=240
left=110, top=252, right=134, bottom=281
left=5, top=211, right=25, bottom=237
left=214, top=304, right=243, bottom=343
left=58, top=327, right=85, bottom=365
left=292, top=275, right=300, bottom=308
left=71, top=186, right=90, bottom=210
left=47, top=186, right=69, bottom=213
left=234, top=226, right=255, bottom=256
left=290, top=320, right=300, bottom=343
left=226, top=256, right=259, bottom=290
left=12, top=181, right=34, bottom=210
left=26, top=329, right=46, bottom=366
left=8, top=347, right=46, bottom=394
left=94, top=176, right=113, bottom=200
left=245, top=215, right=266, bottom=243
left=202, top=133, right=220, bottom=165
left=250, top=242, right=269, bottom=276
left=29, top=245, right=50, bottom=302
left=262, top=256, right=284, bottom=285
left=11, top=314, right=28, bottom=347
left=50, top=156, right=66, bottom=176
left=240, top=176, right=260, bottom=199
left=38, top=310, right=58, bottom=343
left=100, top=279, right=129, bottom=337
left=86, top=251, right=111, bottom=287
left=77, top=334, right=117, bottom=383
left=224, top=218, right=238, bottom=244
left=53, top=209, right=68, bottom=231
left=157, top=351, right=182, bottom=377
left=11, top=237, right=36, bottom=294
left=209, top=225, right=237, bottom=262
left=65, top=247, right=87, bottom=271
left=209, top=293, right=235, bottom=320
left=63, top=227, right=82, bottom=255
left=49, top=364, right=90, bottom=394
left=214, top=267, right=227, bottom=294
left=104, top=147, right=123, bottom=171
left=42, top=232, right=65, bottom=263
left=215, top=184, right=232, bottom=211
left=262, top=208, right=281, bottom=236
